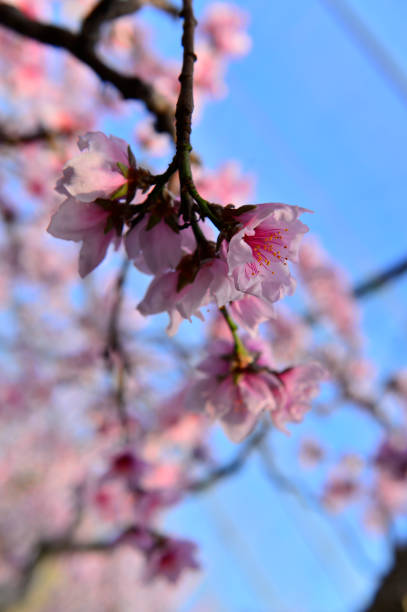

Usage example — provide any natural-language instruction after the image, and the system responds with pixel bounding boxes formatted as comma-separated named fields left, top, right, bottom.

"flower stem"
left=219, top=306, right=249, bottom=361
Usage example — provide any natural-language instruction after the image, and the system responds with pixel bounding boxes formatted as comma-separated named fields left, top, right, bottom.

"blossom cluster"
left=47, top=131, right=326, bottom=443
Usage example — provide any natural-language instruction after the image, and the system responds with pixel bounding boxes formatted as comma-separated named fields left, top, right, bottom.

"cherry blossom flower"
left=229, top=294, right=275, bottom=336
left=47, top=196, right=121, bottom=277
left=270, top=362, right=327, bottom=433
left=298, top=239, right=361, bottom=344
left=187, top=338, right=278, bottom=442
left=194, top=42, right=226, bottom=99
left=137, top=250, right=241, bottom=334
left=56, top=131, right=133, bottom=203
left=268, top=306, right=310, bottom=364
left=144, top=537, right=199, bottom=583
left=125, top=213, right=192, bottom=275
left=375, top=437, right=407, bottom=481
left=299, top=439, right=325, bottom=468
left=136, top=120, right=171, bottom=157
left=227, top=203, right=310, bottom=305
left=322, top=475, right=360, bottom=512
left=195, top=161, right=254, bottom=206
left=201, top=2, right=251, bottom=56
left=103, top=451, right=148, bottom=487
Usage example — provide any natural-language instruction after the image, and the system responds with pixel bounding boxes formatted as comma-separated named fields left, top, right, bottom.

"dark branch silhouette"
left=353, top=256, right=407, bottom=298
left=0, top=3, right=175, bottom=137
left=363, top=545, right=407, bottom=612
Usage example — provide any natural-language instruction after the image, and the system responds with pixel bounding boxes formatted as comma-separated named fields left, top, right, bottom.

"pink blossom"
left=201, top=3, right=251, bottom=56
left=195, top=162, right=254, bottom=206
left=322, top=476, right=360, bottom=512
left=268, top=306, right=310, bottom=364
left=125, top=215, right=190, bottom=275
left=144, top=538, right=199, bottom=583
left=375, top=437, right=407, bottom=481
left=133, top=488, right=181, bottom=522
left=118, top=526, right=155, bottom=552
left=194, top=42, right=226, bottom=99
left=270, top=362, right=327, bottom=433
left=136, top=120, right=171, bottom=157
left=299, top=439, right=325, bottom=468
left=137, top=251, right=241, bottom=334
left=47, top=197, right=121, bottom=277
left=298, top=240, right=361, bottom=344
left=229, top=294, right=275, bottom=336
left=227, top=203, right=310, bottom=305
left=103, top=451, right=148, bottom=487
left=188, top=338, right=278, bottom=442
left=57, top=132, right=131, bottom=203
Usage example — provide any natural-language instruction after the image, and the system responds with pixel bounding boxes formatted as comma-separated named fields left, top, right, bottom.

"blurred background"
left=1, top=1, right=407, bottom=611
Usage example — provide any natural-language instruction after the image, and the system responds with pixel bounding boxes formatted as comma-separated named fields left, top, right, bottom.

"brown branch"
left=175, top=0, right=196, bottom=165
left=353, top=256, right=407, bottom=299
left=0, top=125, right=75, bottom=146
left=0, top=537, right=114, bottom=611
left=304, top=254, right=407, bottom=327
left=187, top=424, right=269, bottom=493
left=363, top=546, right=407, bottom=612
left=0, top=521, right=167, bottom=611
left=0, top=3, right=175, bottom=137
left=82, top=0, right=180, bottom=46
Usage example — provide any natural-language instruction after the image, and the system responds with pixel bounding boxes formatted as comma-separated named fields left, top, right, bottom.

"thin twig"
left=187, top=424, right=269, bottom=492
left=0, top=125, right=75, bottom=145
left=353, top=256, right=407, bottom=299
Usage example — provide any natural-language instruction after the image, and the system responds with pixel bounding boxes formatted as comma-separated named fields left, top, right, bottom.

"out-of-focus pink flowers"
left=298, top=239, right=360, bottom=344
left=195, top=161, right=254, bottom=206
left=271, top=362, right=328, bottom=433
left=229, top=294, right=275, bottom=336
left=136, top=120, right=171, bottom=157
left=227, top=203, right=309, bottom=305
left=118, top=529, right=199, bottom=582
left=268, top=306, right=310, bottom=365
left=201, top=3, right=251, bottom=56
left=104, top=450, right=148, bottom=486
left=322, top=475, right=360, bottom=512
left=144, top=538, right=199, bottom=583
left=187, top=338, right=276, bottom=442
left=187, top=338, right=325, bottom=442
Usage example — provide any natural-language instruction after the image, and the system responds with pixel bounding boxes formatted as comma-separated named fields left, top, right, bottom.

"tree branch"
left=363, top=546, right=407, bottom=612
left=0, top=3, right=175, bottom=137
left=187, top=424, right=269, bottom=493
left=82, top=0, right=180, bottom=47
left=0, top=125, right=74, bottom=145
left=353, top=256, right=407, bottom=299
left=0, top=537, right=114, bottom=611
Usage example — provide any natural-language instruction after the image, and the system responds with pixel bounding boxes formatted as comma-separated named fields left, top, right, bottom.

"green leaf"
left=127, top=145, right=137, bottom=169
left=109, top=182, right=128, bottom=200
left=116, top=162, right=129, bottom=178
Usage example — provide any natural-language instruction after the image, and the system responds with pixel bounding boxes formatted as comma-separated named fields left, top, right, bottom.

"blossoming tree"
left=0, top=1, right=406, bottom=610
